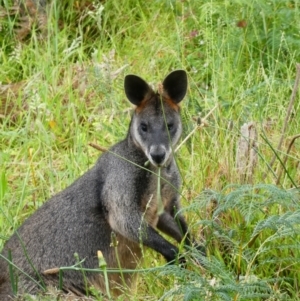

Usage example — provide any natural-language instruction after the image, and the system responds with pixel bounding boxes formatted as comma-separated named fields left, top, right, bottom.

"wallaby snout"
left=0, top=70, right=191, bottom=300
left=149, top=145, right=166, bottom=166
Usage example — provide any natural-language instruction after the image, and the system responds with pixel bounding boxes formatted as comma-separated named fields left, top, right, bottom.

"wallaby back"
left=0, top=70, right=190, bottom=299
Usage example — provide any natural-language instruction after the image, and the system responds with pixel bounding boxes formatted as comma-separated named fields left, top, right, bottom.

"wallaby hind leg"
left=86, top=232, right=142, bottom=297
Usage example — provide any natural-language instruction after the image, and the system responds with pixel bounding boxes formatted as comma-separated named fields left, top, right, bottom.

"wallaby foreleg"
left=167, top=200, right=191, bottom=246
left=157, top=212, right=184, bottom=243
left=108, top=210, right=179, bottom=263
left=174, top=214, right=191, bottom=246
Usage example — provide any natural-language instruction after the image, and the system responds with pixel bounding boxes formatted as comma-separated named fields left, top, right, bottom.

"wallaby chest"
left=140, top=161, right=180, bottom=227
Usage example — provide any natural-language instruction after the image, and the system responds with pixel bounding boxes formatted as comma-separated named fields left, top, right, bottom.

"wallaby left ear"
left=124, top=74, right=153, bottom=106
left=162, top=70, right=188, bottom=104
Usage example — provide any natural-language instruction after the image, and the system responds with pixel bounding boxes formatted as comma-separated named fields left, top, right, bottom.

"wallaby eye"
left=167, top=123, right=174, bottom=131
left=140, top=123, right=148, bottom=132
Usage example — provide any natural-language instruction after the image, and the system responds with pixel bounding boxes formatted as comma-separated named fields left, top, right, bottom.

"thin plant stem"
left=97, top=250, right=111, bottom=300
left=8, top=249, right=17, bottom=295
left=265, top=63, right=300, bottom=176
left=157, top=167, right=164, bottom=215
left=276, top=133, right=300, bottom=185
left=260, top=134, right=298, bottom=188
left=111, top=232, right=126, bottom=289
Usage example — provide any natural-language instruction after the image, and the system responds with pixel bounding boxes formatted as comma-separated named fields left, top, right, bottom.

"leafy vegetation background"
left=0, top=0, right=300, bottom=300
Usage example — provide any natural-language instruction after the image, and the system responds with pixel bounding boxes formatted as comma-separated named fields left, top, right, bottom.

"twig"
left=261, top=134, right=298, bottom=188
left=88, top=142, right=108, bottom=153
left=175, top=104, right=218, bottom=152
left=276, top=133, right=300, bottom=185
left=266, top=63, right=300, bottom=176
left=43, top=267, right=60, bottom=275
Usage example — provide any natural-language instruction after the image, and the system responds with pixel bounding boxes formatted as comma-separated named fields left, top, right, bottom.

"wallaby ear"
left=124, top=75, right=152, bottom=106
left=162, top=70, right=188, bottom=104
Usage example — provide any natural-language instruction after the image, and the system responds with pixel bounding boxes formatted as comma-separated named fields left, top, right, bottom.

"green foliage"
left=165, top=184, right=300, bottom=300
left=0, top=0, right=300, bottom=300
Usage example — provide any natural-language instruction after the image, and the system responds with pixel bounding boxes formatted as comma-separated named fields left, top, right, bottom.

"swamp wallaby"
left=0, top=70, right=191, bottom=299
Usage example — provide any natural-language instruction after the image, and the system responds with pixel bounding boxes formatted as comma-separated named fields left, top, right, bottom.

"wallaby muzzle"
left=149, top=145, right=167, bottom=166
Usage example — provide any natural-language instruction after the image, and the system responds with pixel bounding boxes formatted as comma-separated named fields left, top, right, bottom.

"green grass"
left=1, top=0, right=300, bottom=300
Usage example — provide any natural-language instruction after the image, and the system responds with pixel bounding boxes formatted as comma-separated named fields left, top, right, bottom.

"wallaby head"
left=124, top=70, right=187, bottom=167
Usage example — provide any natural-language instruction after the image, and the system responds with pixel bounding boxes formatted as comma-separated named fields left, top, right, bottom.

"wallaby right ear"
left=124, top=75, right=152, bottom=106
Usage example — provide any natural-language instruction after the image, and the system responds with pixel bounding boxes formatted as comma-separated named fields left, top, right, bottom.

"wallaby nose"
left=150, top=147, right=166, bottom=166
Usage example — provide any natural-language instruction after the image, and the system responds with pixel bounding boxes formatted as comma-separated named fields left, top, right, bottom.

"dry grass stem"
left=265, top=63, right=300, bottom=177
left=276, top=133, right=300, bottom=185
left=88, top=143, right=108, bottom=153
left=175, top=104, right=218, bottom=152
